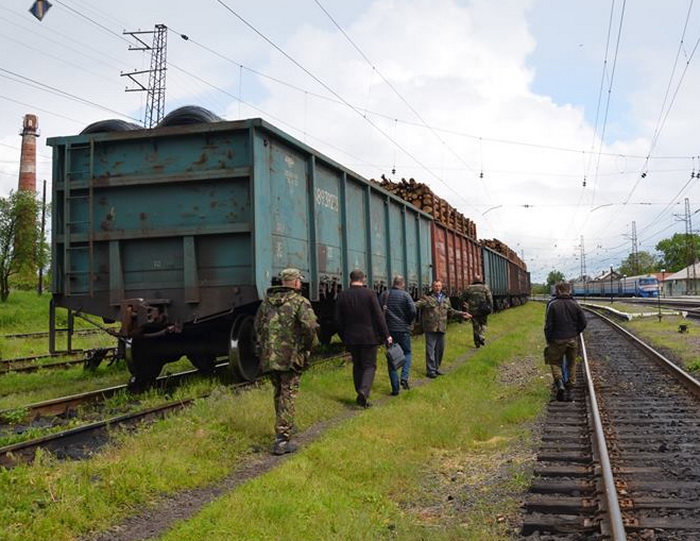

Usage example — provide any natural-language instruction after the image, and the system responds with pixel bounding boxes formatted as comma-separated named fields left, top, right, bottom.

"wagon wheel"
left=125, top=338, right=164, bottom=389
left=228, top=316, right=260, bottom=381
left=187, top=354, right=217, bottom=375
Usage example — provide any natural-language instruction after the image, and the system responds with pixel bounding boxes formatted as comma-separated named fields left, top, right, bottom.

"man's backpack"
left=478, top=297, right=493, bottom=315
left=469, top=287, right=492, bottom=315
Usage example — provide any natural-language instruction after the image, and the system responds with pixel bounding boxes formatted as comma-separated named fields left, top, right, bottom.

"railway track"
left=0, top=328, right=106, bottom=340
left=0, top=349, right=350, bottom=468
left=0, top=347, right=119, bottom=374
left=521, top=310, right=700, bottom=539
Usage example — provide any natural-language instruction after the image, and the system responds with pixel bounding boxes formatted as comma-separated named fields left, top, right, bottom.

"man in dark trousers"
left=379, top=275, right=416, bottom=395
left=415, top=280, right=471, bottom=378
left=255, top=268, right=318, bottom=455
left=335, top=269, right=391, bottom=408
left=544, top=282, right=587, bottom=401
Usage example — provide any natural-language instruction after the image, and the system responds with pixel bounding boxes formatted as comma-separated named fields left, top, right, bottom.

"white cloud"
left=1, top=0, right=699, bottom=282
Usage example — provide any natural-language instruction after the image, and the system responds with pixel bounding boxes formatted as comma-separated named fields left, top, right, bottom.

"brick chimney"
left=18, top=114, right=39, bottom=193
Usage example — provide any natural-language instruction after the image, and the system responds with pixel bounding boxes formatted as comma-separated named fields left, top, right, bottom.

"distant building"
left=661, top=263, right=700, bottom=296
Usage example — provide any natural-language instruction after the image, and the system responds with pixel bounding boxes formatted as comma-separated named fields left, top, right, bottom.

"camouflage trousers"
left=544, top=338, right=579, bottom=387
left=271, top=370, right=301, bottom=441
left=471, top=315, right=488, bottom=346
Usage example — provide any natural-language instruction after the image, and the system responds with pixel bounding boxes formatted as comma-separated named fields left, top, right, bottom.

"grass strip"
left=0, top=303, right=549, bottom=541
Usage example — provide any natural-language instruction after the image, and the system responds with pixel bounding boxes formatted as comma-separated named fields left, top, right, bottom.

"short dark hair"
left=350, top=269, right=365, bottom=282
left=556, top=282, right=572, bottom=294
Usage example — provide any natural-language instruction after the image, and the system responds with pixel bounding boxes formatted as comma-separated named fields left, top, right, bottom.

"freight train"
left=47, top=106, right=530, bottom=386
left=571, top=274, right=659, bottom=298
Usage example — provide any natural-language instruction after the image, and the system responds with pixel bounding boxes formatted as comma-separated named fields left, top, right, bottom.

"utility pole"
left=121, top=24, right=168, bottom=128
left=631, top=221, right=639, bottom=274
left=685, top=198, right=697, bottom=294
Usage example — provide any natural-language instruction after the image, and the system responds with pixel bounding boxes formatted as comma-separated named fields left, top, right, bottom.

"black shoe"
left=555, top=379, right=566, bottom=401
left=427, top=372, right=437, bottom=379
left=400, top=379, right=410, bottom=390
left=271, top=440, right=298, bottom=455
left=435, top=370, right=445, bottom=376
left=363, top=401, right=372, bottom=409
left=564, top=389, right=573, bottom=402
left=356, top=394, right=367, bottom=407
left=391, top=390, right=399, bottom=396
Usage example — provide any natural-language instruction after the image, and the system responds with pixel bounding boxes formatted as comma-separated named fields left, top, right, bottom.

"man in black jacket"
left=544, top=282, right=587, bottom=401
left=335, top=269, right=392, bottom=408
left=379, top=275, right=416, bottom=395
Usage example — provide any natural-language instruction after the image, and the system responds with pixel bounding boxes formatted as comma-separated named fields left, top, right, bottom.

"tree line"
left=0, top=190, right=48, bottom=302
left=539, top=233, right=700, bottom=291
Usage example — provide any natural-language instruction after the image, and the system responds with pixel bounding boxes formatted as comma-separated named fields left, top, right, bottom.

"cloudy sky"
left=2, top=0, right=700, bottom=283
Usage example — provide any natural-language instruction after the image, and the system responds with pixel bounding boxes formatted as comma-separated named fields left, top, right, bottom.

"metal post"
left=37, top=179, right=46, bottom=295
left=610, top=266, right=614, bottom=304
left=657, top=269, right=665, bottom=322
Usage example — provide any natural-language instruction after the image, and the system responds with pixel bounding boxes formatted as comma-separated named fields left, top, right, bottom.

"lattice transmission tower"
left=121, top=24, right=168, bottom=128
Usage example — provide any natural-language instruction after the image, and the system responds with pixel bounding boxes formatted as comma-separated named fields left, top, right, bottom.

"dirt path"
left=85, top=352, right=542, bottom=541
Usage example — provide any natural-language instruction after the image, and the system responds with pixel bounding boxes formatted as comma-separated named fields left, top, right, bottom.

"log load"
left=481, top=238, right=527, bottom=270
left=374, top=176, right=477, bottom=239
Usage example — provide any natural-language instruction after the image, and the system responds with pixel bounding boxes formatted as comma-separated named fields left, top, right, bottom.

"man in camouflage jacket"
left=462, top=277, right=493, bottom=348
left=254, top=268, right=318, bottom=455
left=415, top=280, right=471, bottom=378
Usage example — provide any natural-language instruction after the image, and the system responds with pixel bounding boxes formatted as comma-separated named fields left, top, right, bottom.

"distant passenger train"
left=571, top=274, right=659, bottom=298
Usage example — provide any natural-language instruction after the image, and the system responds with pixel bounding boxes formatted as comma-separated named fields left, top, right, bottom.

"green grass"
left=623, top=313, right=700, bottom=371
left=0, top=290, right=118, bottom=359
left=0, top=302, right=550, bottom=541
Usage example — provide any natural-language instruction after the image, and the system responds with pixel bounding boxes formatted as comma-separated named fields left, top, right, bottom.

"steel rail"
left=580, top=331, right=627, bottom=540
left=0, top=352, right=351, bottom=468
left=0, top=399, right=194, bottom=468
left=0, top=367, right=202, bottom=423
left=592, top=309, right=700, bottom=396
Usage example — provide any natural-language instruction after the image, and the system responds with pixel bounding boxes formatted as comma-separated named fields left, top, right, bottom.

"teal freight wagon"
left=48, top=108, right=433, bottom=385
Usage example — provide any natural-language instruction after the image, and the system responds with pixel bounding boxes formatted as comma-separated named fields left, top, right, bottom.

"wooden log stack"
left=374, top=176, right=477, bottom=239
left=481, top=238, right=526, bottom=269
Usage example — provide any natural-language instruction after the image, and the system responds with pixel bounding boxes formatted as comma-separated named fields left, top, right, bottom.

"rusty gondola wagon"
left=48, top=106, right=529, bottom=387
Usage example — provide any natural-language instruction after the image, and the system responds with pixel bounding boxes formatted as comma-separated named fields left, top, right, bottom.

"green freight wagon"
left=48, top=108, right=433, bottom=385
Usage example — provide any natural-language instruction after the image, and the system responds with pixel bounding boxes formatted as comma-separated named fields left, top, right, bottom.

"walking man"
left=379, top=275, right=417, bottom=395
left=544, top=282, right=587, bottom=401
left=462, top=276, right=493, bottom=348
left=335, top=269, right=392, bottom=408
left=415, top=280, right=471, bottom=378
left=255, top=268, right=318, bottom=455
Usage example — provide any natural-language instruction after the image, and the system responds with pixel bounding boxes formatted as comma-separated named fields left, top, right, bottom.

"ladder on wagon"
left=49, top=141, right=95, bottom=353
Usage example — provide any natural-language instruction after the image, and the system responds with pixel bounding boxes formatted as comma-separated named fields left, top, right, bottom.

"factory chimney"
left=14, top=114, right=40, bottom=289
left=18, top=114, right=39, bottom=193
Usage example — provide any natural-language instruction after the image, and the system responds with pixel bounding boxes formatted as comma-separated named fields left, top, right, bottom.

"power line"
left=214, top=0, right=480, bottom=213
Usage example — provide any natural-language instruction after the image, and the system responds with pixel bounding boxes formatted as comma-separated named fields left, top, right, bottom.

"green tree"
left=546, top=270, right=565, bottom=288
left=618, top=250, right=659, bottom=276
left=655, top=233, right=700, bottom=272
left=0, top=191, right=42, bottom=301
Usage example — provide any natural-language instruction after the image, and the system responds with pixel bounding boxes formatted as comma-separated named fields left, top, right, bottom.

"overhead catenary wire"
left=214, top=0, right=482, bottom=214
